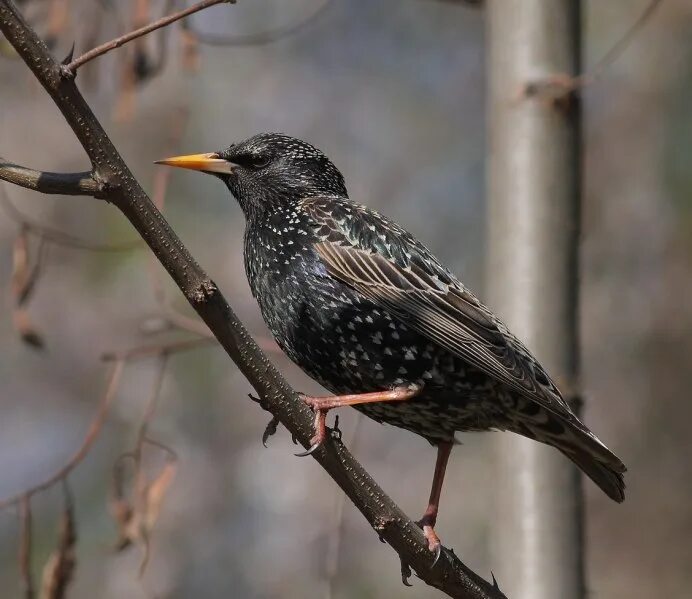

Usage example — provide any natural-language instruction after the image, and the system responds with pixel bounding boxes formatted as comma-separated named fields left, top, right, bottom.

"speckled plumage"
left=209, top=133, right=625, bottom=502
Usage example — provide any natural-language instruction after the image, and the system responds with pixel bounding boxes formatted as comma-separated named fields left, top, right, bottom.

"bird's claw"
left=295, top=395, right=328, bottom=456
left=262, top=415, right=280, bottom=447
left=400, top=557, right=413, bottom=587
left=249, top=393, right=281, bottom=447
left=416, top=519, right=442, bottom=565
left=294, top=437, right=322, bottom=457
left=431, top=543, right=442, bottom=568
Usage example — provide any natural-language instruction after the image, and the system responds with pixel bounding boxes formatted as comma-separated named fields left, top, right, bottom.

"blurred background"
left=1, top=0, right=691, bottom=597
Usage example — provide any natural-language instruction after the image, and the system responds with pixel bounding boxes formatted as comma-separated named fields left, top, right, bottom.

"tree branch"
left=0, top=158, right=102, bottom=197
left=62, top=0, right=235, bottom=75
left=0, top=2, right=505, bottom=597
left=0, top=361, right=125, bottom=511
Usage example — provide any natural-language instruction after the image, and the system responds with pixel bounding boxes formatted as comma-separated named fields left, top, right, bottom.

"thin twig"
left=62, top=0, right=236, bottom=74
left=101, top=336, right=216, bottom=362
left=134, top=355, right=169, bottom=459
left=0, top=191, right=140, bottom=252
left=188, top=0, right=332, bottom=47
left=0, top=361, right=125, bottom=511
left=584, top=0, right=663, bottom=86
left=18, top=495, right=34, bottom=599
left=522, top=0, right=664, bottom=99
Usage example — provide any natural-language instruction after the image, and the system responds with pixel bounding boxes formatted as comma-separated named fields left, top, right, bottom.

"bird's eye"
left=249, top=155, right=271, bottom=169
left=234, top=153, right=271, bottom=169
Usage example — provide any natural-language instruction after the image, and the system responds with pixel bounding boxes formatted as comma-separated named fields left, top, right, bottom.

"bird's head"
left=155, top=133, right=347, bottom=218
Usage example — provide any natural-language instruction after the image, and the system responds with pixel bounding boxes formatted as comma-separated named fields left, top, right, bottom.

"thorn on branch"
left=61, top=41, right=75, bottom=66
left=330, top=414, right=342, bottom=441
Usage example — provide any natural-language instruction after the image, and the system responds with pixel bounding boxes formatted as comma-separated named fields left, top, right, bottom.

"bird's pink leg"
left=296, top=385, right=420, bottom=456
left=418, top=441, right=453, bottom=561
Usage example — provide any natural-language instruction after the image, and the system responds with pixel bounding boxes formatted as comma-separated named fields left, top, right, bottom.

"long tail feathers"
left=509, top=408, right=627, bottom=503
left=560, top=444, right=625, bottom=503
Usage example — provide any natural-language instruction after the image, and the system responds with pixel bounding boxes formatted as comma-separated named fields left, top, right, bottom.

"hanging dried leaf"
left=109, top=447, right=177, bottom=575
left=11, top=228, right=29, bottom=301
left=110, top=456, right=135, bottom=551
left=13, top=308, right=44, bottom=349
left=39, top=493, right=76, bottom=599
left=138, top=457, right=177, bottom=575
left=11, top=231, right=45, bottom=349
left=142, top=458, right=176, bottom=533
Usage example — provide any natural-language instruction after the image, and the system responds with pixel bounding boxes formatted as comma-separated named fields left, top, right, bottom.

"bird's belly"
left=255, top=271, right=510, bottom=441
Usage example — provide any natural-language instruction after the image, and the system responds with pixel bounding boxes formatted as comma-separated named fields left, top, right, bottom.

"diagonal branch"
left=62, top=0, right=236, bottom=75
left=0, top=2, right=505, bottom=598
left=0, top=158, right=103, bottom=197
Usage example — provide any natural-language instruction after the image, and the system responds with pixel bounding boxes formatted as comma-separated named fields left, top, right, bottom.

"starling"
left=157, top=133, right=626, bottom=553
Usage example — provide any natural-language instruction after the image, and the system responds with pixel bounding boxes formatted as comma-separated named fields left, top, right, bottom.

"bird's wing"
left=301, top=197, right=571, bottom=416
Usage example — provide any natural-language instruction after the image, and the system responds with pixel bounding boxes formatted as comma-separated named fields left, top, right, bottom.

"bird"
left=156, top=132, right=626, bottom=555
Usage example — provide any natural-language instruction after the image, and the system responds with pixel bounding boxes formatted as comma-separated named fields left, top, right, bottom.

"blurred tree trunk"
left=486, top=2, right=584, bottom=598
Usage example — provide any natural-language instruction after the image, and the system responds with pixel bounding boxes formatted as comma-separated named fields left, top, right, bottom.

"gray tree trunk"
left=486, top=2, right=584, bottom=598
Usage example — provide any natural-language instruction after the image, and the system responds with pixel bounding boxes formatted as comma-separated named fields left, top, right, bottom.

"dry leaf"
left=13, top=308, right=45, bottom=349
left=40, top=499, right=76, bottom=599
left=11, top=231, right=45, bottom=348
left=109, top=450, right=177, bottom=575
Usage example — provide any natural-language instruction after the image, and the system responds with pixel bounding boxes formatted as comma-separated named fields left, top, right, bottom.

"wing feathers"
left=315, top=241, right=564, bottom=411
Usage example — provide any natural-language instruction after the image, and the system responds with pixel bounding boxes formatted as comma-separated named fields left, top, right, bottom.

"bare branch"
left=101, top=336, right=216, bottom=362
left=188, top=0, right=332, bottom=47
left=0, top=2, right=505, bottom=596
left=0, top=159, right=102, bottom=197
left=19, top=495, right=34, bottom=599
left=62, top=0, right=236, bottom=75
left=0, top=361, right=125, bottom=511
left=0, top=190, right=140, bottom=252
left=520, top=0, right=664, bottom=100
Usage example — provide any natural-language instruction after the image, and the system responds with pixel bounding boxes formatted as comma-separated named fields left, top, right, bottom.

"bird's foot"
left=295, top=387, right=420, bottom=457
left=295, top=395, right=328, bottom=457
left=417, top=516, right=442, bottom=566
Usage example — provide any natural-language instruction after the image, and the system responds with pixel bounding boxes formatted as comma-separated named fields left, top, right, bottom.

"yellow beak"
left=154, top=152, right=236, bottom=175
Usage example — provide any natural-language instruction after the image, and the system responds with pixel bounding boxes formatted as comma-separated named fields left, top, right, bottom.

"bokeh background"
left=1, top=1, right=691, bottom=597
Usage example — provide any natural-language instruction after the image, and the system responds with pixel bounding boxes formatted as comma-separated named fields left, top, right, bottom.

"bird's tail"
left=508, top=408, right=626, bottom=503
